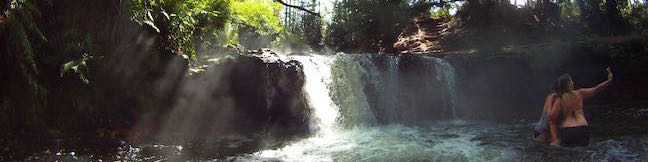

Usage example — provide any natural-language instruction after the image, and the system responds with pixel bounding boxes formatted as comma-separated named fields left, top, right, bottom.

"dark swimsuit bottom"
left=560, top=126, right=590, bottom=147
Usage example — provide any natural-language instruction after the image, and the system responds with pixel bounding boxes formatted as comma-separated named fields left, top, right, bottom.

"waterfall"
left=331, top=54, right=380, bottom=128
left=377, top=55, right=401, bottom=123
left=291, top=55, right=340, bottom=136
left=236, top=54, right=466, bottom=161
left=427, top=57, right=458, bottom=118
left=290, top=54, right=459, bottom=134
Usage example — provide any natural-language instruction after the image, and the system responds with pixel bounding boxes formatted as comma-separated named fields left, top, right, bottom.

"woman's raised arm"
left=579, top=67, right=613, bottom=99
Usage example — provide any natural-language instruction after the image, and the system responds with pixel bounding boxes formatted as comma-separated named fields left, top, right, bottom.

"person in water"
left=548, top=67, right=613, bottom=147
left=534, top=80, right=561, bottom=143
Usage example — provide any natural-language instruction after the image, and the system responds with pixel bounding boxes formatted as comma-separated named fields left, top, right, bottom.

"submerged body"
left=560, top=90, right=588, bottom=128
left=558, top=90, right=591, bottom=146
left=534, top=93, right=558, bottom=142
left=549, top=68, right=613, bottom=147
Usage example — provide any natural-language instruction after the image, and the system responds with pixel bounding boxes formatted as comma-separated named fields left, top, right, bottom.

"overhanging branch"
left=274, top=0, right=320, bottom=17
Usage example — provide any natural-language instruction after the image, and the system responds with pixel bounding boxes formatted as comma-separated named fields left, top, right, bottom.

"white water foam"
left=291, top=55, right=340, bottom=136
left=231, top=122, right=518, bottom=162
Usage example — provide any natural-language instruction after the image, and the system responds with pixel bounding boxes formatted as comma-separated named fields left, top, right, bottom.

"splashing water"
left=226, top=54, right=646, bottom=162
left=291, top=55, right=340, bottom=136
left=230, top=54, right=477, bottom=161
left=231, top=122, right=522, bottom=162
left=330, top=54, right=378, bottom=127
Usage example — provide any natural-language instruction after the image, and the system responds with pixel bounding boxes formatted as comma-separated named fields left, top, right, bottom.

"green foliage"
left=60, top=53, right=93, bottom=84
left=431, top=8, right=451, bottom=20
left=627, top=2, right=648, bottom=32
left=55, top=27, right=98, bottom=84
left=278, top=0, right=323, bottom=51
left=231, top=0, right=282, bottom=35
left=430, top=3, right=456, bottom=20
left=299, top=11, right=323, bottom=51
left=325, top=0, right=426, bottom=53
left=2, top=0, right=48, bottom=95
left=560, top=0, right=582, bottom=23
left=131, top=0, right=232, bottom=59
left=572, top=0, right=631, bottom=35
left=227, top=0, right=284, bottom=49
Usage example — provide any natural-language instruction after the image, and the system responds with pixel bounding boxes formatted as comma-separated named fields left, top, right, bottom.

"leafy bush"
left=561, top=0, right=582, bottom=23
left=430, top=3, right=456, bottom=21
left=325, top=0, right=427, bottom=53
left=229, top=0, right=283, bottom=49
left=627, top=2, right=648, bottom=32
left=1, top=0, right=47, bottom=93
left=131, top=0, right=232, bottom=59
left=60, top=53, right=93, bottom=84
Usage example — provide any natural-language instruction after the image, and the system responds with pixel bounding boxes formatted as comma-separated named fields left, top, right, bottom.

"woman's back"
left=560, top=91, right=588, bottom=128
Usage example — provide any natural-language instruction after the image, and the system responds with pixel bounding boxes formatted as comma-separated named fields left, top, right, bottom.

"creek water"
left=227, top=54, right=647, bottom=162
left=7, top=53, right=648, bottom=161
left=231, top=121, right=648, bottom=162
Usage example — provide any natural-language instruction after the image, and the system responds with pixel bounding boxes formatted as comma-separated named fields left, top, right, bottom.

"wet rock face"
left=151, top=53, right=309, bottom=143
left=394, top=55, right=454, bottom=122
left=449, top=54, right=545, bottom=121
left=211, top=54, right=308, bottom=136
left=261, top=59, right=309, bottom=135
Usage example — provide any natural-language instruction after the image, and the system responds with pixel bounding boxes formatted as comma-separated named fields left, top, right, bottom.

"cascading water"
left=330, top=55, right=379, bottom=127
left=298, top=54, right=459, bottom=126
left=230, top=54, right=517, bottom=161
left=225, top=53, right=647, bottom=162
left=427, top=57, right=458, bottom=118
left=371, top=55, right=401, bottom=123
left=290, top=55, right=340, bottom=136
left=237, top=54, right=346, bottom=161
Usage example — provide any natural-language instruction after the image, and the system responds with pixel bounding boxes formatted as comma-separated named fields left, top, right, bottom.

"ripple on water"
left=227, top=121, right=648, bottom=162
left=587, top=138, right=647, bottom=162
left=230, top=121, right=521, bottom=162
left=15, top=121, right=648, bottom=161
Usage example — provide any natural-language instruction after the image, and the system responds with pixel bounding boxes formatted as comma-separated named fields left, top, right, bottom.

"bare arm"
left=548, top=97, right=561, bottom=146
left=579, top=67, right=613, bottom=99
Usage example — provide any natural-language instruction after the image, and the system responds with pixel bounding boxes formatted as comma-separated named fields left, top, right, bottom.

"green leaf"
left=60, top=61, right=78, bottom=78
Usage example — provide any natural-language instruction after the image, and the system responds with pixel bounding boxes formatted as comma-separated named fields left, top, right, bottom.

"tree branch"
left=425, top=0, right=466, bottom=7
left=274, top=0, right=320, bottom=17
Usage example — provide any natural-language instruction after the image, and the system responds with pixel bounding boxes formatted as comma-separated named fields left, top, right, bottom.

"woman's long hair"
left=555, top=74, right=572, bottom=97
left=550, top=79, right=559, bottom=94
